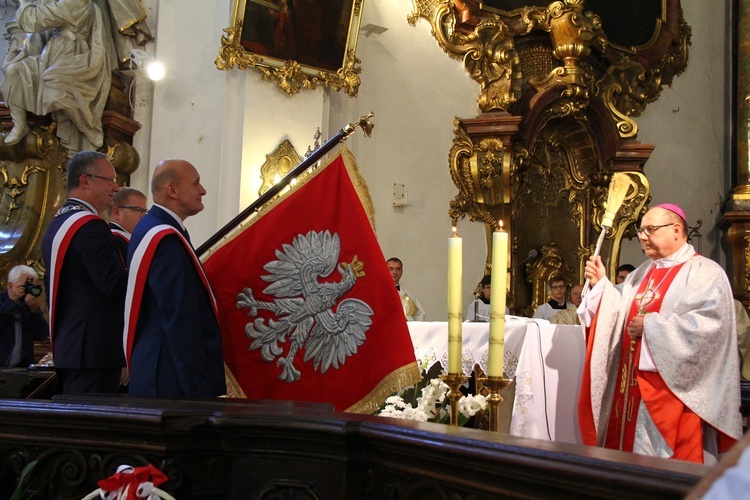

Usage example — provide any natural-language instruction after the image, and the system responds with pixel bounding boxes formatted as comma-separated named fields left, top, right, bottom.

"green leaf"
left=10, top=460, right=38, bottom=500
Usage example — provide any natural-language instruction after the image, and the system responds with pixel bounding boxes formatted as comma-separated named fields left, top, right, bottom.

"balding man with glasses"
left=577, top=204, right=741, bottom=464
left=41, top=150, right=128, bottom=395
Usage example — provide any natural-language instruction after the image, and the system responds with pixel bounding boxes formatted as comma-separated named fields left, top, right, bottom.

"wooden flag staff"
left=196, top=112, right=375, bottom=257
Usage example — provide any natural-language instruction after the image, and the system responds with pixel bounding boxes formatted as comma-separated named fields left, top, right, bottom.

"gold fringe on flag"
left=345, top=361, right=421, bottom=414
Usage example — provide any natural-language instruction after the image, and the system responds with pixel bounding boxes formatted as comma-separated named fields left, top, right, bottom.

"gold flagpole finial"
left=343, top=112, right=375, bottom=139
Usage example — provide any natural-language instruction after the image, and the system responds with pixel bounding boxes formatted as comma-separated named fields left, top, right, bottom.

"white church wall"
left=142, top=0, right=328, bottom=246
left=141, top=0, right=232, bottom=245
left=327, top=0, right=487, bottom=322
left=144, top=0, right=486, bottom=322
left=619, top=1, right=729, bottom=268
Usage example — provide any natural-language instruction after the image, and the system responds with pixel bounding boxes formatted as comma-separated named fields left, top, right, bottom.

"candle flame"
left=498, top=220, right=504, bottom=230
left=452, top=226, right=458, bottom=237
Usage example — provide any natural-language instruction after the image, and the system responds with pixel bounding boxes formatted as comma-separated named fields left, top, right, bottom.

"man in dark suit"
left=41, top=150, right=128, bottom=394
left=125, top=159, right=225, bottom=398
left=0, top=265, right=48, bottom=367
left=108, top=187, right=148, bottom=262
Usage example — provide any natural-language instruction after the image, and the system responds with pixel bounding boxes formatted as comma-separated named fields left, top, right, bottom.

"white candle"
left=488, top=222, right=507, bottom=377
left=447, top=227, right=463, bottom=374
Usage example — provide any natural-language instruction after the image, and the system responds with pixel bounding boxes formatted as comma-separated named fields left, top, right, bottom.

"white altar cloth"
left=407, top=318, right=586, bottom=444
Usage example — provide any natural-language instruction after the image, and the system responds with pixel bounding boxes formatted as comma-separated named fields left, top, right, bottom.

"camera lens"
left=24, top=277, right=42, bottom=297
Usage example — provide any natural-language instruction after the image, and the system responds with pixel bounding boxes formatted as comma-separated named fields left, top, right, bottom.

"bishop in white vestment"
left=578, top=204, right=741, bottom=464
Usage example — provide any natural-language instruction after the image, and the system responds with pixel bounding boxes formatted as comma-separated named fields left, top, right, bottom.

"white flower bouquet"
left=376, top=378, right=487, bottom=426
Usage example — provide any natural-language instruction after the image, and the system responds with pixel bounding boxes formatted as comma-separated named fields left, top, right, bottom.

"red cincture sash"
left=123, top=225, right=218, bottom=368
left=48, top=212, right=99, bottom=348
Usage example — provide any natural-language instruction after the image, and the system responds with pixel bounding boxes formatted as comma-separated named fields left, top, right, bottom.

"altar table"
left=407, top=318, right=586, bottom=444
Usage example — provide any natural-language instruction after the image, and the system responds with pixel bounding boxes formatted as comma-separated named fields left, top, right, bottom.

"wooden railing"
left=0, top=396, right=706, bottom=498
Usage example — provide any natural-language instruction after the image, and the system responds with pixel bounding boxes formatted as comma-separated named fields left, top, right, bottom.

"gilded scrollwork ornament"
left=258, top=139, right=303, bottom=196
left=410, top=1, right=522, bottom=112
left=411, top=1, right=688, bottom=136
left=530, top=0, right=602, bottom=100
left=1, top=164, right=46, bottom=223
left=448, top=118, right=511, bottom=227
left=459, top=20, right=522, bottom=112
left=448, top=119, right=477, bottom=226
left=215, top=22, right=260, bottom=72
left=596, top=16, right=690, bottom=138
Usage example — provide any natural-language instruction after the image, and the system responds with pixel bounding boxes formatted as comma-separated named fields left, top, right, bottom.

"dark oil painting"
left=240, top=0, right=355, bottom=73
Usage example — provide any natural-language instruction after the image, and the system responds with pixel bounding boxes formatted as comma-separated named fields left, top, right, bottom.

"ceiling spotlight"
left=130, top=49, right=165, bottom=81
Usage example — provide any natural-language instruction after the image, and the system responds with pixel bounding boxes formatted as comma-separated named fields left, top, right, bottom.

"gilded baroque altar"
left=0, top=81, right=141, bottom=290
left=409, top=0, right=689, bottom=314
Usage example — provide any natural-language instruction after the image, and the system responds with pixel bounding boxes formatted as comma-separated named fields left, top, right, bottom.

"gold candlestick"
left=441, top=372, right=469, bottom=426
left=479, top=375, right=511, bottom=432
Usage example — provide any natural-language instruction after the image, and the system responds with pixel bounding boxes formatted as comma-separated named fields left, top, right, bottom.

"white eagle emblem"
left=237, top=230, right=373, bottom=383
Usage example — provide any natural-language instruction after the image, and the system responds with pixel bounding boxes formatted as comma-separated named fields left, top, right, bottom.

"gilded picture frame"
left=216, top=0, right=365, bottom=97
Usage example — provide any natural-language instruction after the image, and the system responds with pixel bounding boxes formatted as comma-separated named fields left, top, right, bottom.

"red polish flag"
left=202, top=148, right=420, bottom=413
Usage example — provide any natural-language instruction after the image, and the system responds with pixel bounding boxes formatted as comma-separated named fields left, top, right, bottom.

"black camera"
left=23, top=277, right=42, bottom=298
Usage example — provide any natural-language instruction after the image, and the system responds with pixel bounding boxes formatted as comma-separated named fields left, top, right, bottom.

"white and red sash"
left=123, top=225, right=219, bottom=368
left=48, top=211, right=99, bottom=347
left=111, top=228, right=130, bottom=244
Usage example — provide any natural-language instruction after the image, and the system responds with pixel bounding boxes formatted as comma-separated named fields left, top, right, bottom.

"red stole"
left=603, top=263, right=685, bottom=454
left=123, top=225, right=218, bottom=368
left=48, top=212, right=99, bottom=347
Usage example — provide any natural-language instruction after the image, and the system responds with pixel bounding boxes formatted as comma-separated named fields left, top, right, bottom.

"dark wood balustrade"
left=0, top=396, right=706, bottom=499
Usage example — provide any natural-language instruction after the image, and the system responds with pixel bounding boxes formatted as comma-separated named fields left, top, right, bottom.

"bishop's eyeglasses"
left=635, top=223, right=674, bottom=237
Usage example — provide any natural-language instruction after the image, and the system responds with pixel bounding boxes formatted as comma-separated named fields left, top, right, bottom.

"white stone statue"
left=94, top=0, right=153, bottom=67
left=0, top=0, right=116, bottom=150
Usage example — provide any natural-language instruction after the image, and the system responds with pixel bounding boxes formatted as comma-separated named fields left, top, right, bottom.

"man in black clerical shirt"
left=532, top=275, right=571, bottom=320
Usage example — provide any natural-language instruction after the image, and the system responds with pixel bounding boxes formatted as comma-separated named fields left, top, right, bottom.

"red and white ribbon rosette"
left=82, top=464, right=174, bottom=500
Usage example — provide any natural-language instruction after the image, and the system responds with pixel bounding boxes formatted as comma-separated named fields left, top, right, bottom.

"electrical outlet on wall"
left=393, top=183, right=408, bottom=207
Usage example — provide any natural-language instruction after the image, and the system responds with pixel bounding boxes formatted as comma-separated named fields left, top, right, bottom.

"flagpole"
left=196, top=112, right=375, bottom=257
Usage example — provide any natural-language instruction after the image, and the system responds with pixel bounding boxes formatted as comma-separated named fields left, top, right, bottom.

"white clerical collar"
left=652, top=242, right=694, bottom=269
left=69, top=197, right=97, bottom=215
left=154, top=203, right=186, bottom=231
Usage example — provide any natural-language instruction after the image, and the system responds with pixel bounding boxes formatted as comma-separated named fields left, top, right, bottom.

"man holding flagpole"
left=578, top=203, right=741, bottom=464
left=124, top=159, right=225, bottom=398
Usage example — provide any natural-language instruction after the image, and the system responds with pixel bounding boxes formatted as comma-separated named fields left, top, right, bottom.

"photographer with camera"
left=0, top=265, right=48, bottom=368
